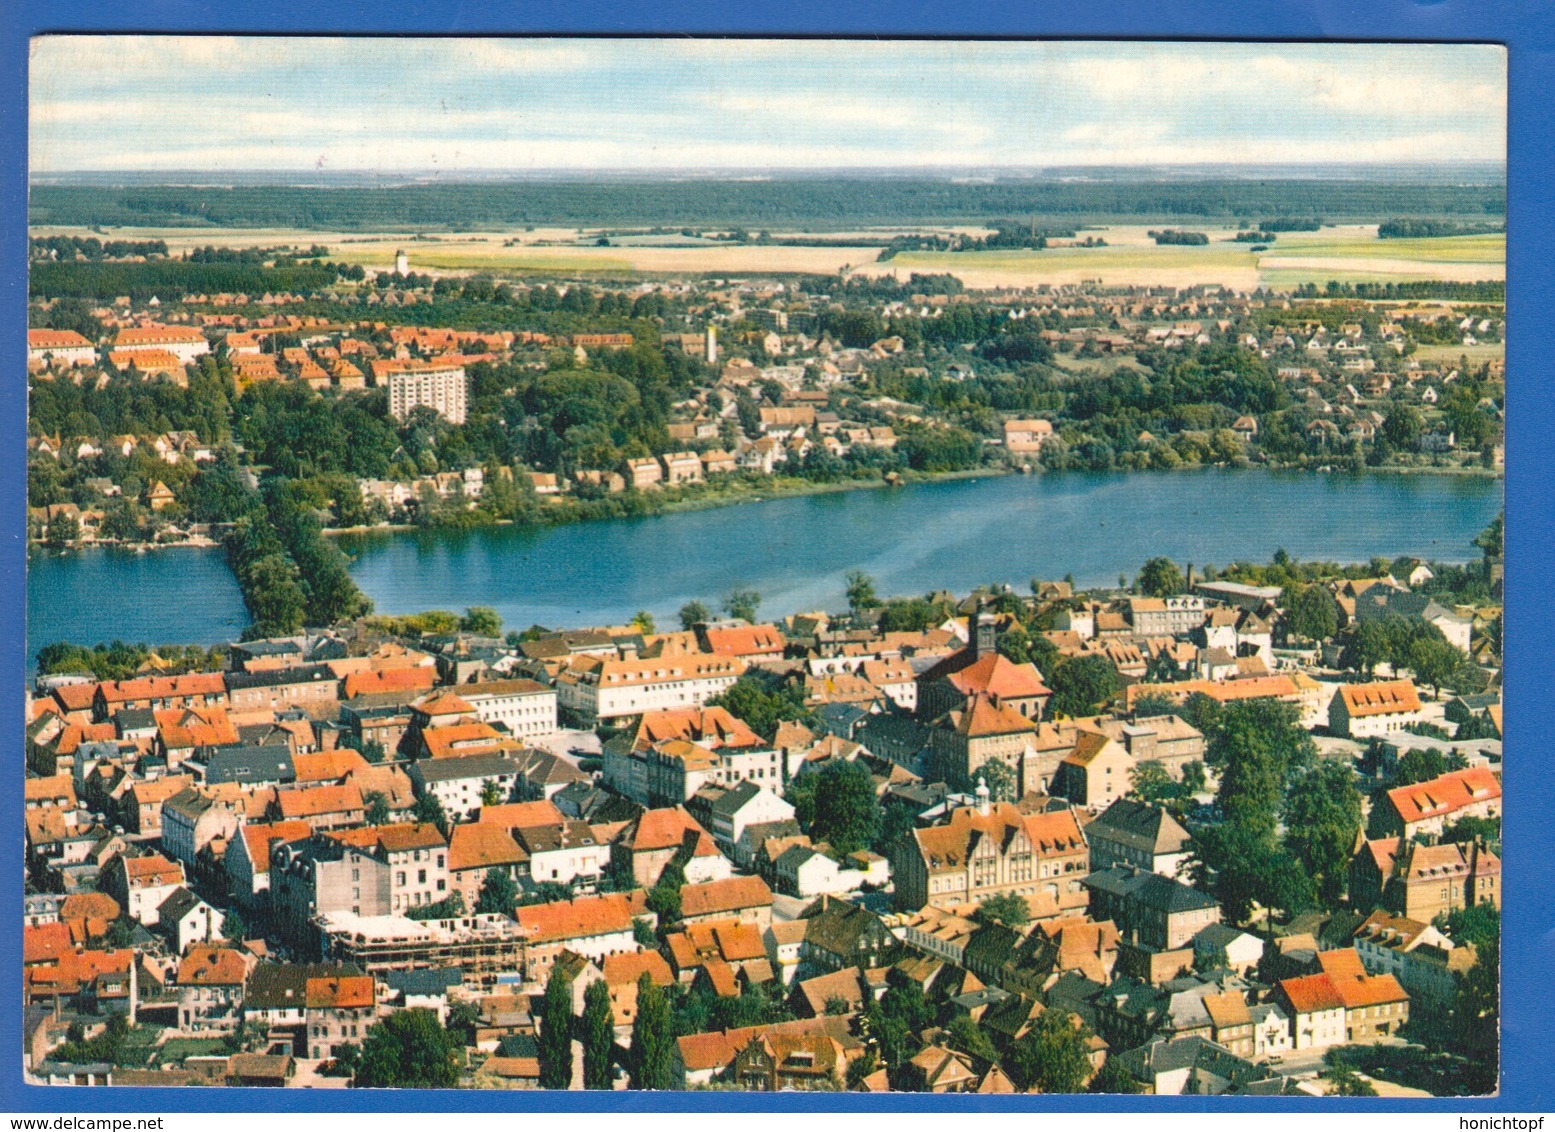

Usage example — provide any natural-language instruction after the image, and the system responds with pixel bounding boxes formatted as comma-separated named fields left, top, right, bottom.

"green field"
left=1266, top=232, right=1505, bottom=263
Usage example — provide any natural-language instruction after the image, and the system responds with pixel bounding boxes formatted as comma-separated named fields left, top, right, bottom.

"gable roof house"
left=1374, top=767, right=1502, bottom=839
left=1083, top=867, right=1221, bottom=952
left=892, top=796, right=1089, bottom=916
left=1054, top=731, right=1135, bottom=810
left=1328, top=680, right=1424, bottom=739
left=1084, top=799, right=1193, bottom=877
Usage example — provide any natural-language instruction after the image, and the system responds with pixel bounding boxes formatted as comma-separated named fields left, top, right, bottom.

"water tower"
left=394, top=249, right=409, bottom=275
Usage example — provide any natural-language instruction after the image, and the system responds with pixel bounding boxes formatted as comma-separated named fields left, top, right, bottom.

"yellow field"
left=29, top=221, right=1505, bottom=290
left=1411, top=342, right=1506, bottom=366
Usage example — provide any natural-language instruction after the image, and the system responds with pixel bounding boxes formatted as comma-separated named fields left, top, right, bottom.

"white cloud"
left=26, top=37, right=1507, bottom=174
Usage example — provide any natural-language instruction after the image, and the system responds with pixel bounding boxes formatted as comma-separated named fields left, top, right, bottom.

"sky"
left=28, top=38, right=1506, bottom=176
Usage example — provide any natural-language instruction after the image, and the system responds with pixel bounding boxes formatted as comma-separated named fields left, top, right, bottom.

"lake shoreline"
left=317, top=460, right=1500, bottom=541
left=27, top=461, right=1502, bottom=558
left=30, top=466, right=1503, bottom=657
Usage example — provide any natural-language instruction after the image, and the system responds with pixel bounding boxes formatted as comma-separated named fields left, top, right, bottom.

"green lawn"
left=157, top=1037, right=230, bottom=1063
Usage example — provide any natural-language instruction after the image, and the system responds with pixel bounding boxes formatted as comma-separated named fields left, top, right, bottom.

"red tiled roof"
left=99, top=673, right=225, bottom=705
left=1339, top=680, right=1423, bottom=718
left=306, top=975, right=374, bottom=1010
left=239, top=820, right=313, bottom=875
left=114, top=326, right=206, bottom=346
left=29, top=329, right=94, bottom=350
left=155, top=706, right=239, bottom=749
left=701, top=624, right=786, bottom=658
left=953, top=693, right=1036, bottom=738
left=123, top=853, right=184, bottom=888
left=625, top=807, right=720, bottom=856
left=636, top=707, right=764, bottom=751
left=479, top=800, right=565, bottom=829
left=1387, top=767, right=1501, bottom=825
left=292, top=750, right=370, bottom=783
left=341, top=667, right=437, bottom=699
left=945, top=652, right=1051, bottom=700
left=1280, top=973, right=1345, bottom=1014
left=24, top=922, right=73, bottom=965
left=601, top=950, right=675, bottom=988
left=515, top=893, right=639, bottom=943
left=276, top=783, right=364, bottom=820
left=680, top=875, right=772, bottom=919
left=177, top=945, right=247, bottom=986
left=448, top=823, right=528, bottom=873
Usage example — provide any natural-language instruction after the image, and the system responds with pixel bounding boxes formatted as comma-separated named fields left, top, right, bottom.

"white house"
left=459, top=679, right=559, bottom=740
left=409, top=753, right=524, bottom=822
left=1328, top=680, right=1424, bottom=739
left=555, top=654, right=746, bottom=726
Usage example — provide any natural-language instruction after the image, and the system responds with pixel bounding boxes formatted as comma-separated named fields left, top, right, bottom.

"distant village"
left=24, top=544, right=1503, bottom=1093
left=26, top=245, right=1503, bottom=551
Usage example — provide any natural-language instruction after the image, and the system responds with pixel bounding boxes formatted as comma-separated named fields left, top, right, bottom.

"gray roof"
left=1084, top=866, right=1219, bottom=914
left=115, top=708, right=157, bottom=734
left=742, top=818, right=803, bottom=846
left=1193, top=922, right=1256, bottom=952
left=708, top=779, right=764, bottom=817
left=245, top=961, right=362, bottom=1008
left=225, top=663, right=338, bottom=691
left=157, top=886, right=209, bottom=923
left=384, top=967, right=464, bottom=996
left=232, top=640, right=303, bottom=658
left=411, top=754, right=524, bottom=783
left=815, top=703, right=870, bottom=738
left=1086, top=799, right=1193, bottom=856
left=1114, top=1036, right=1262, bottom=1085
left=201, top=744, right=296, bottom=786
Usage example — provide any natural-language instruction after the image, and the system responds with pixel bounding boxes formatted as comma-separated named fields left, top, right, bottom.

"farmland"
left=29, top=221, right=1504, bottom=291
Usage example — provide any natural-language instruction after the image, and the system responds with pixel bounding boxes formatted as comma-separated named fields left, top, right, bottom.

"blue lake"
left=27, top=468, right=1502, bottom=659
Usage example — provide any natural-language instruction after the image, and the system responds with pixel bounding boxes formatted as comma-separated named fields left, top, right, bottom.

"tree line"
left=31, top=178, right=1505, bottom=231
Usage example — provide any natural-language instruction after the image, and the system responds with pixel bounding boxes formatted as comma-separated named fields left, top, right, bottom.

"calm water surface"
left=27, top=468, right=1502, bottom=659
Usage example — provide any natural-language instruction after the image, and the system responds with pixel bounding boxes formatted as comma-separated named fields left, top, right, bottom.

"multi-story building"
left=305, top=974, right=377, bottom=1060
left=316, top=911, right=527, bottom=979
left=555, top=654, right=746, bottom=726
left=514, top=892, right=649, bottom=983
left=644, top=739, right=784, bottom=807
left=1351, top=909, right=1477, bottom=1007
left=111, top=325, right=210, bottom=365
left=1276, top=952, right=1409, bottom=1050
left=512, top=819, right=610, bottom=893
left=1082, top=866, right=1221, bottom=951
left=611, top=807, right=731, bottom=889
left=175, top=945, right=248, bottom=1032
left=1349, top=837, right=1500, bottom=922
left=408, top=753, right=527, bottom=822
left=1092, top=715, right=1206, bottom=779
left=1126, top=595, right=1207, bottom=637
left=269, top=836, right=390, bottom=951
left=328, top=823, right=450, bottom=914
left=1328, top=680, right=1426, bottom=739
left=916, top=624, right=1051, bottom=722
left=927, top=693, right=1040, bottom=794
left=458, top=679, right=558, bottom=739
left=375, top=360, right=468, bottom=424
left=1372, top=767, right=1502, bottom=839
left=892, top=792, right=1089, bottom=914
left=160, top=787, right=245, bottom=869
left=27, top=328, right=97, bottom=367
left=1084, top=799, right=1193, bottom=877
